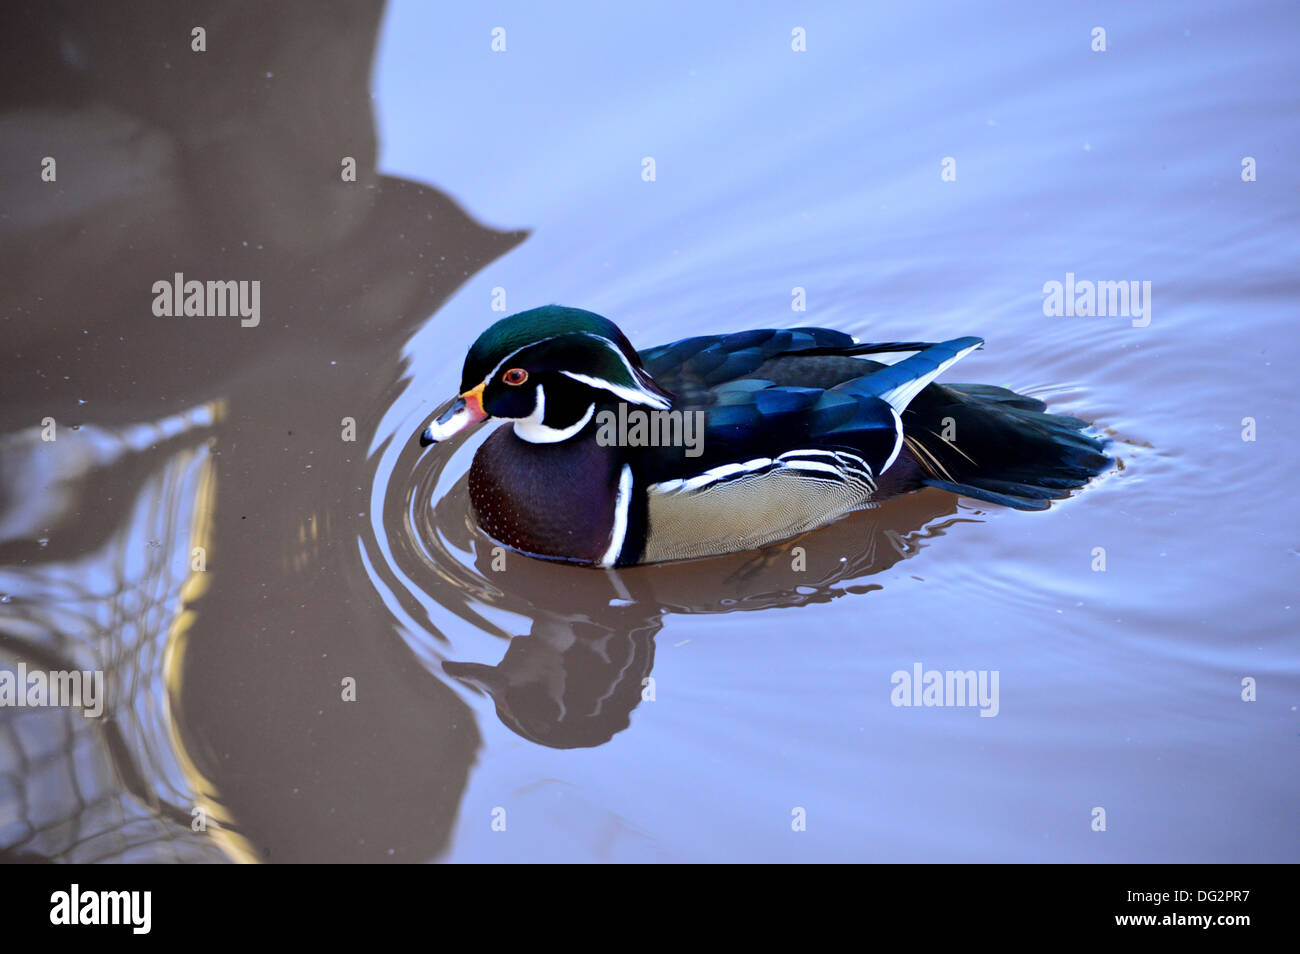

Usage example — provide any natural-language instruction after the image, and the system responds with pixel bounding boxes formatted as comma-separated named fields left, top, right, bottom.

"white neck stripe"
left=599, top=464, right=634, bottom=566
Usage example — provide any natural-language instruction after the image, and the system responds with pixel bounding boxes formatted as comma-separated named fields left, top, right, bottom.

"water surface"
left=1, top=0, right=1296, bottom=862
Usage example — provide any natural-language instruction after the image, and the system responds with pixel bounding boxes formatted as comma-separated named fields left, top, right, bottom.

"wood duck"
left=418, top=306, right=1109, bottom=567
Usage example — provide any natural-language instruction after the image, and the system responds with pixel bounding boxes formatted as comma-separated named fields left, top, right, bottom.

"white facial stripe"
left=519, top=381, right=546, bottom=432
left=599, top=464, right=634, bottom=566
left=561, top=370, right=671, bottom=409
left=578, top=333, right=672, bottom=408
left=479, top=334, right=562, bottom=393
left=512, top=384, right=595, bottom=443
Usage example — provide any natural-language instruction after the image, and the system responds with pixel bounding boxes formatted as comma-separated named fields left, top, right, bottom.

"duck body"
left=421, top=306, right=1110, bottom=567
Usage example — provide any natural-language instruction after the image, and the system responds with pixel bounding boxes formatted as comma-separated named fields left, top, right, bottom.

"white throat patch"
left=512, top=384, right=595, bottom=443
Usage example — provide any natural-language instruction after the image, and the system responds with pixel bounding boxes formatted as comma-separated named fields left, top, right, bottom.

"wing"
left=629, top=335, right=985, bottom=562
left=634, top=335, right=983, bottom=484
left=638, top=327, right=945, bottom=405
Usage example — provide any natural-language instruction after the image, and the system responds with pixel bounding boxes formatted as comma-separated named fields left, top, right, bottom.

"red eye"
left=503, top=368, right=528, bottom=386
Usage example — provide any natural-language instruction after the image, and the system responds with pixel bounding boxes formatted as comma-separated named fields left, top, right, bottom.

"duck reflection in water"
left=409, top=454, right=974, bottom=750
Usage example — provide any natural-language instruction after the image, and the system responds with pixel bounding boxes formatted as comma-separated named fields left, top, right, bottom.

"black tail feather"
left=903, top=382, right=1110, bottom=510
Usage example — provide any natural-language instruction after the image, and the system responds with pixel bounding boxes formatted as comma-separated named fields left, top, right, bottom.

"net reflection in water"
left=0, top=407, right=233, bottom=863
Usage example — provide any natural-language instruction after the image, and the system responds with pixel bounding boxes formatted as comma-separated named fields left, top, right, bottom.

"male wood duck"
left=418, top=305, right=1109, bottom=566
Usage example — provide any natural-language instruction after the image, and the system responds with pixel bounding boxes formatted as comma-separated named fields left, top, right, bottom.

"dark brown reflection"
left=397, top=435, right=974, bottom=750
left=0, top=2, right=523, bottom=861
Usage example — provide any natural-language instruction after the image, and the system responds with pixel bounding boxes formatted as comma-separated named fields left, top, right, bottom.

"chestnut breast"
left=468, top=422, right=624, bottom=564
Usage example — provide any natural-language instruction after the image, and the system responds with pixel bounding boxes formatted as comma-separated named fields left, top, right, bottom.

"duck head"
left=419, top=306, right=672, bottom=447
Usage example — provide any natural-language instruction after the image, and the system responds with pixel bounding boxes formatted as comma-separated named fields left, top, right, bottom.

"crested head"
left=426, top=305, right=672, bottom=446
left=460, top=306, right=645, bottom=392
left=459, top=305, right=672, bottom=416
